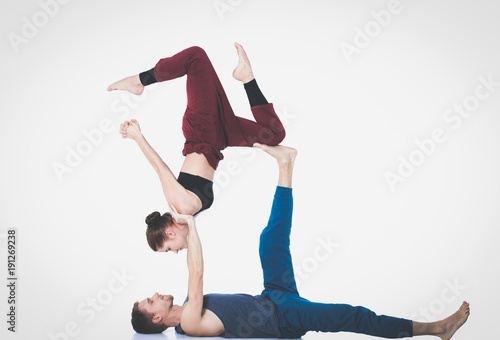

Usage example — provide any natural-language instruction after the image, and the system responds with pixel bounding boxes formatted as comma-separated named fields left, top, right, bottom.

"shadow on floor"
left=131, top=328, right=293, bottom=340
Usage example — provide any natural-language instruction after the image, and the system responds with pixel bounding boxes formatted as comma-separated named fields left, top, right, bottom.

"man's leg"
left=413, top=301, right=470, bottom=339
left=255, top=144, right=298, bottom=294
left=284, top=298, right=413, bottom=338
left=278, top=297, right=469, bottom=339
left=271, top=288, right=469, bottom=340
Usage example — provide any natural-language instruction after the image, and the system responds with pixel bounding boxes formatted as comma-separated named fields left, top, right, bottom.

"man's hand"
left=170, top=204, right=195, bottom=226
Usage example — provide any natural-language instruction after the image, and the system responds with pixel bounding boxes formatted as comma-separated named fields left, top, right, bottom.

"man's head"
left=131, top=292, right=176, bottom=334
left=145, top=211, right=188, bottom=253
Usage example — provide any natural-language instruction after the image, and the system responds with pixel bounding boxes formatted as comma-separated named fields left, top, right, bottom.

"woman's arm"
left=121, top=120, right=201, bottom=214
left=133, top=132, right=169, bottom=174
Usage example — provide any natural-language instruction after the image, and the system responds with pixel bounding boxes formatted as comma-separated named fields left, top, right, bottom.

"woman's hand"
left=120, top=119, right=142, bottom=141
left=169, top=204, right=195, bottom=227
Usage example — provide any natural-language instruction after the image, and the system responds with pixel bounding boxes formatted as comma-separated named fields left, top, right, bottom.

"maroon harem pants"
left=152, top=46, right=286, bottom=170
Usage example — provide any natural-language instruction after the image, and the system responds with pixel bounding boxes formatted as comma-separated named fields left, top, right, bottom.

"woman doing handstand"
left=107, top=43, right=285, bottom=253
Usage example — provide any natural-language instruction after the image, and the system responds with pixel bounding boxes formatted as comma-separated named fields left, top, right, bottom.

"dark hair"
left=145, top=211, right=174, bottom=251
left=131, top=301, right=168, bottom=334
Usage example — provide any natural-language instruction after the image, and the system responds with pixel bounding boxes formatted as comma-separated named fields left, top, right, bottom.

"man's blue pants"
left=260, top=187, right=413, bottom=338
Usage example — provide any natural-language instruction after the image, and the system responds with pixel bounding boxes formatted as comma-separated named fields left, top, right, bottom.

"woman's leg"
left=243, top=78, right=268, bottom=107
left=152, top=45, right=286, bottom=169
left=141, top=44, right=269, bottom=107
left=108, top=45, right=286, bottom=169
left=129, top=45, right=285, bottom=146
left=228, top=43, right=286, bottom=147
left=154, top=44, right=285, bottom=145
left=107, top=75, right=144, bottom=95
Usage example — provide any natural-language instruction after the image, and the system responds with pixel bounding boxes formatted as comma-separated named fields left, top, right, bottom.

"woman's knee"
left=255, top=125, right=286, bottom=146
left=267, top=120, right=286, bottom=145
left=187, top=46, right=208, bottom=59
left=273, top=126, right=286, bottom=145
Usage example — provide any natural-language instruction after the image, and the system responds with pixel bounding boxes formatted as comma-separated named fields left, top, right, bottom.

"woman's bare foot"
left=437, top=301, right=470, bottom=340
left=253, top=143, right=297, bottom=167
left=107, top=75, right=144, bottom=95
left=232, top=42, right=255, bottom=83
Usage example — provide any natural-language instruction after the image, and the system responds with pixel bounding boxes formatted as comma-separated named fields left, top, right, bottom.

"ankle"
left=132, top=74, right=143, bottom=86
left=242, top=76, right=255, bottom=84
left=278, top=161, right=294, bottom=174
left=433, top=321, right=446, bottom=335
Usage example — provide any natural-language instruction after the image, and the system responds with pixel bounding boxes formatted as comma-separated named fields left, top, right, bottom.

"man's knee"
left=259, top=228, right=269, bottom=248
left=259, top=228, right=274, bottom=255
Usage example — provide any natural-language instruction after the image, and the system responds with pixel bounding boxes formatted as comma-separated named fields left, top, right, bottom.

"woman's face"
left=157, top=223, right=188, bottom=254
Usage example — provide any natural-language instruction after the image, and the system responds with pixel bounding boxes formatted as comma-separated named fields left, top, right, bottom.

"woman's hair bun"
left=145, top=211, right=161, bottom=226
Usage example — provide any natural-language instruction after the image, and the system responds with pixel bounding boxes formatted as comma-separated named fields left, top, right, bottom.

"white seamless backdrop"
left=1, top=1, right=498, bottom=339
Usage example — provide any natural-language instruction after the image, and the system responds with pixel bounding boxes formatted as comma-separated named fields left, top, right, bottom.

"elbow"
left=175, top=200, right=199, bottom=216
left=181, top=206, right=199, bottom=216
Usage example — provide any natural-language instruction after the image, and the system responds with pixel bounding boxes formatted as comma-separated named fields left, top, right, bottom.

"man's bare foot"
left=253, top=143, right=297, bottom=167
left=107, top=75, right=144, bottom=95
left=437, top=301, right=470, bottom=340
left=232, top=42, right=255, bottom=83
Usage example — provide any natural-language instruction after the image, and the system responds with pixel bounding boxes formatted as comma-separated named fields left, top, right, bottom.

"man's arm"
left=169, top=207, right=223, bottom=336
left=181, top=218, right=204, bottom=332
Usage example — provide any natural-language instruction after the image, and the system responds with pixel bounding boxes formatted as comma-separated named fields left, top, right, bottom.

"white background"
left=1, top=0, right=499, bottom=339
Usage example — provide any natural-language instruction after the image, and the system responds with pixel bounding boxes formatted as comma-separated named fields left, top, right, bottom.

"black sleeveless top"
left=175, top=293, right=281, bottom=338
left=177, top=172, right=214, bottom=215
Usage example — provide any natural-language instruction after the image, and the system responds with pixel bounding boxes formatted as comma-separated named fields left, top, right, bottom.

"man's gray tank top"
left=175, top=293, right=281, bottom=338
